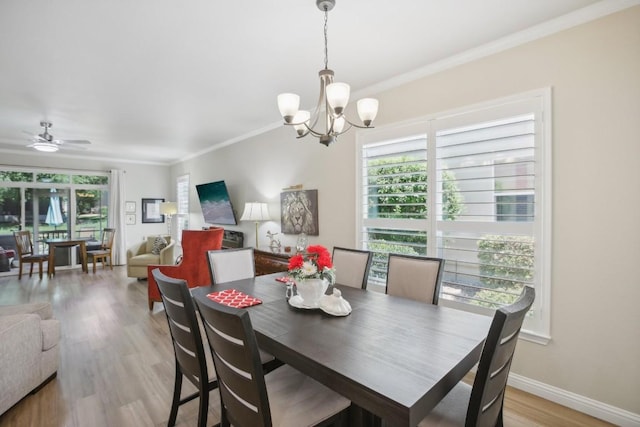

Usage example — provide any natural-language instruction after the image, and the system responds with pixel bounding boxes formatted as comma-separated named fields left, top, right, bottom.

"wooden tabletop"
left=192, top=274, right=492, bottom=427
left=45, top=237, right=90, bottom=276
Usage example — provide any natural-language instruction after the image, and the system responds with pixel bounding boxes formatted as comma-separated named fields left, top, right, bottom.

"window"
left=357, top=90, right=551, bottom=342
left=0, top=167, right=109, bottom=265
left=176, top=174, right=190, bottom=241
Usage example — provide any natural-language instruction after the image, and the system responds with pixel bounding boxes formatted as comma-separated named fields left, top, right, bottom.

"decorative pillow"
left=151, top=236, right=168, bottom=255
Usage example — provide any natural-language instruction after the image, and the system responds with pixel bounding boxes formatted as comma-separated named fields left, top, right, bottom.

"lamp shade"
left=240, top=202, right=270, bottom=222
left=277, top=93, right=300, bottom=123
left=160, top=202, right=178, bottom=216
left=357, top=98, right=379, bottom=127
left=326, top=82, right=350, bottom=115
left=293, top=110, right=311, bottom=136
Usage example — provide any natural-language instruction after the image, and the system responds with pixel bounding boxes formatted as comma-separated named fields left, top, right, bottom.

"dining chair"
left=206, top=247, right=283, bottom=374
left=151, top=269, right=218, bottom=427
left=206, top=247, right=255, bottom=284
left=385, top=254, right=444, bottom=304
left=86, top=228, right=115, bottom=273
left=418, top=286, right=535, bottom=427
left=194, top=297, right=352, bottom=427
left=331, top=247, right=372, bottom=289
left=13, top=230, right=48, bottom=280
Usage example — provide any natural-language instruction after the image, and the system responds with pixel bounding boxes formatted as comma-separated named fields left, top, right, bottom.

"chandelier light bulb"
left=277, top=93, right=300, bottom=123
left=326, top=82, right=350, bottom=115
left=333, top=116, right=346, bottom=134
left=293, top=110, right=311, bottom=136
left=357, top=98, right=379, bottom=127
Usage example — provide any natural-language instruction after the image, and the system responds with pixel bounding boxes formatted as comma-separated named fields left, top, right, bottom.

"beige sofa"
left=126, top=235, right=175, bottom=279
left=0, top=302, right=60, bottom=415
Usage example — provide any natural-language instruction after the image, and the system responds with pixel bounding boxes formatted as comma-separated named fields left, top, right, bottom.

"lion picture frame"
left=280, top=189, right=319, bottom=235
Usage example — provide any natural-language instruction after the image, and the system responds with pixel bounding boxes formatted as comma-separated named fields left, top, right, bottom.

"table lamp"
left=160, top=201, right=178, bottom=236
left=240, top=202, right=271, bottom=248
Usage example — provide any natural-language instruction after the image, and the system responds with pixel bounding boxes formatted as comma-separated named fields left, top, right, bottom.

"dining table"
left=192, top=273, right=493, bottom=427
left=44, top=237, right=90, bottom=277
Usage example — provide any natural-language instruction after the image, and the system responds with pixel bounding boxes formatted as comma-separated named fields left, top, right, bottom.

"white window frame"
left=356, top=89, right=551, bottom=344
left=176, top=174, right=190, bottom=242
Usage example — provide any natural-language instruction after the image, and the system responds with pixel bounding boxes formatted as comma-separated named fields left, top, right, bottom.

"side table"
left=254, top=249, right=290, bottom=276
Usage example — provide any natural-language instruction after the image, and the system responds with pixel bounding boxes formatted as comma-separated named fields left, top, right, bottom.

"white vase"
left=295, top=278, right=329, bottom=307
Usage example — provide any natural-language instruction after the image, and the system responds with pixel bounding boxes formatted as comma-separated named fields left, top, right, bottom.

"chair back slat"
left=196, top=299, right=271, bottom=427
left=152, top=269, right=209, bottom=388
left=466, top=286, right=535, bottom=426
left=386, top=254, right=444, bottom=304
left=332, top=247, right=372, bottom=289
left=14, top=231, right=35, bottom=256
left=206, top=248, right=255, bottom=285
left=101, top=228, right=116, bottom=249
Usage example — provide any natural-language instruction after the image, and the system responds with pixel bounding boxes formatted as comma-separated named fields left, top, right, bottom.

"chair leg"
left=18, top=262, right=23, bottom=279
left=149, top=299, right=155, bottom=311
left=220, top=407, right=230, bottom=427
left=93, top=257, right=97, bottom=273
left=38, top=260, right=43, bottom=280
left=29, top=262, right=34, bottom=277
left=108, top=256, right=113, bottom=270
left=168, top=369, right=183, bottom=426
left=197, top=388, right=209, bottom=427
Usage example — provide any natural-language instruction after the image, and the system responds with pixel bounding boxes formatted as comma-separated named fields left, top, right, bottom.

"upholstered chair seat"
left=126, top=235, right=175, bottom=279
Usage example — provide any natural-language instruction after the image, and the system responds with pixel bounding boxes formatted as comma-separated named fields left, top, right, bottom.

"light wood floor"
left=0, top=267, right=614, bottom=427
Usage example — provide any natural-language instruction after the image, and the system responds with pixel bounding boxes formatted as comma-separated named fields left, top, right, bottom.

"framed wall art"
left=125, top=213, right=136, bottom=225
left=280, top=189, right=318, bottom=235
left=142, top=198, right=165, bottom=223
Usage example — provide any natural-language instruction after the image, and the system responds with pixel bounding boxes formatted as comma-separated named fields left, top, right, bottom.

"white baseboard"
left=508, top=373, right=640, bottom=427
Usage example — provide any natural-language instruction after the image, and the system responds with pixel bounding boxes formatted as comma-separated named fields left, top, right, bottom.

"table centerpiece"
left=288, top=245, right=335, bottom=307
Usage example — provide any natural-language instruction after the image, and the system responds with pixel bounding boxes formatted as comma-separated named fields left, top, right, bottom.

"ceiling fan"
left=24, top=121, right=91, bottom=152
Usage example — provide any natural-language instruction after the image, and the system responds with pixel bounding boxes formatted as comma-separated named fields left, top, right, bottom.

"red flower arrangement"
left=288, top=245, right=336, bottom=284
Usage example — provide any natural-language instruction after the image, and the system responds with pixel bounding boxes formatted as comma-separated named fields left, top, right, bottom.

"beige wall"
left=173, top=7, right=640, bottom=414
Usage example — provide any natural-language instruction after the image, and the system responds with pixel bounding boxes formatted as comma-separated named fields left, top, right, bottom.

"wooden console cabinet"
left=254, top=249, right=290, bottom=276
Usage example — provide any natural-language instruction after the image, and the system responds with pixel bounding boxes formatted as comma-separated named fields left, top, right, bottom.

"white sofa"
left=0, top=302, right=60, bottom=415
left=126, top=235, right=175, bottom=279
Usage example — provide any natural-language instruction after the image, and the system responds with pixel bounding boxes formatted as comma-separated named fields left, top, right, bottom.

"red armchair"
left=147, top=228, right=224, bottom=310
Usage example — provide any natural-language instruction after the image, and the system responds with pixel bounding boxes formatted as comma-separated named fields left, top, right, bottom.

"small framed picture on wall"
left=142, top=198, right=165, bottom=223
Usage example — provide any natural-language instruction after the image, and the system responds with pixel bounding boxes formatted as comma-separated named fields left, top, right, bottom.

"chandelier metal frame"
left=277, top=0, right=379, bottom=146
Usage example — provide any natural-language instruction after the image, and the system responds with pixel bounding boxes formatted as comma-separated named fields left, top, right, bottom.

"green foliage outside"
left=0, top=170, right=108, bottom=235
left=366, top=157, right=462, bottom=242
left=367, top=240, right=422, bottom=281
left=441, top=171, right=463, bottom=220
left=367, top=156, right=427, bottom=219
left=472, top=235, right=534, bottom=308
left=364, top=156, right=463, bottom=282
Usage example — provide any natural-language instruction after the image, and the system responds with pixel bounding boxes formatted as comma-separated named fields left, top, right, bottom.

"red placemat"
left=207, top=289, right=262, bottom=308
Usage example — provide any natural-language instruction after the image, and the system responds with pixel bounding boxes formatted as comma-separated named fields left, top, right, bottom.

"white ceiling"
left=0, top=0, right=627, bottom=164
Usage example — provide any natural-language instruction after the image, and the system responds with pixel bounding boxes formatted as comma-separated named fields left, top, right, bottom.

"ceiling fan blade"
left=59, top=144, right=89, bottom=151
left=55, top=139, right=91, bottom=145
left=24, top=131, right=45, bottom=141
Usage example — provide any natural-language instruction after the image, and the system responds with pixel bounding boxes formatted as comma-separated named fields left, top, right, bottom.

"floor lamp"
left=240, top=202, right=270, bottom=248
left=160, top=202, right=178, bottom=238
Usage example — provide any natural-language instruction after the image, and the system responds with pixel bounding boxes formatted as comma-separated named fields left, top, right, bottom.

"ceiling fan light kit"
left=32, top=142, right=60, bottom=152
left=277, top=0, right=379, bottom=147
left=25, top=121, right=91, bottom=153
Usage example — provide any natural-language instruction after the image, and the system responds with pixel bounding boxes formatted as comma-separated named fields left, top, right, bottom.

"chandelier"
left=277, top=0, right=379, bottom=146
